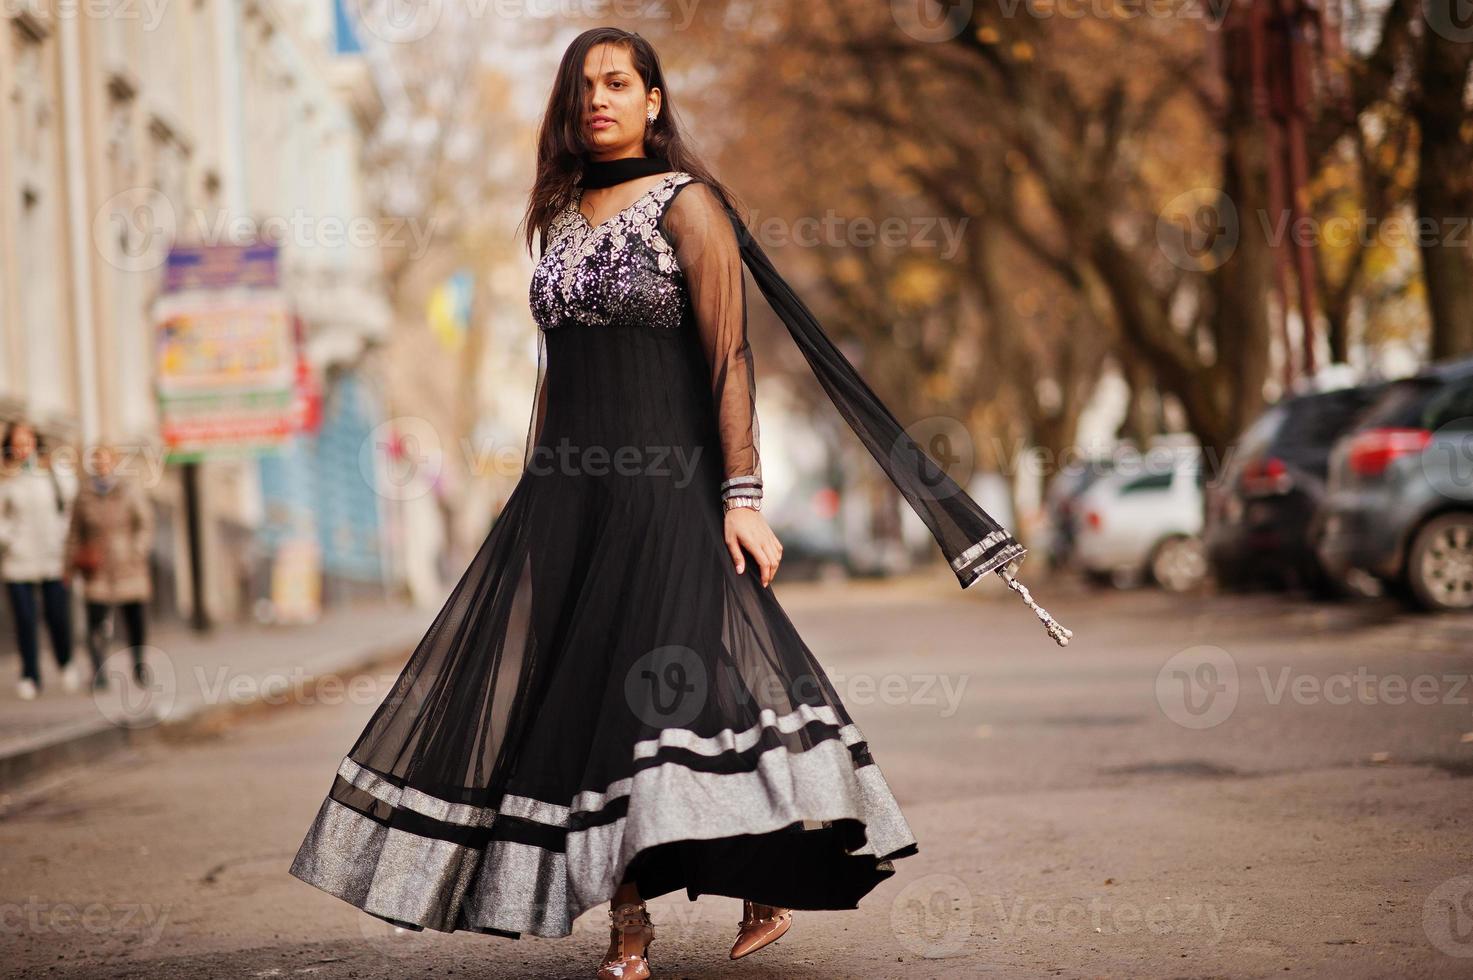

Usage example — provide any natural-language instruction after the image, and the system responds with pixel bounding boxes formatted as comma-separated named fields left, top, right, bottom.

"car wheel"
left=1302, top=558, right=1352, bottom=602
left=1406, top=513, right=1473, bottom=612
left=1150, top=534, right=1209, bottom=593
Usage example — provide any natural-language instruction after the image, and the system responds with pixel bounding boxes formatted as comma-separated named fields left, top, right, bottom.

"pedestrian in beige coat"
left=65, top=443, right=155, bottom=689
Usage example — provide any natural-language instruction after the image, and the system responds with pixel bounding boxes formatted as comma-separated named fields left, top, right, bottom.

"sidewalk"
left=0, top=601, right=435, bottom=793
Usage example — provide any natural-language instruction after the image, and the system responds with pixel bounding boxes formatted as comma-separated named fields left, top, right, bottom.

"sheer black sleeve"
left=661, top=180, right=762, bottom=507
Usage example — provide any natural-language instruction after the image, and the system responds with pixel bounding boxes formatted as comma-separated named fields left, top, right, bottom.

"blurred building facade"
left=0, top=0, right=397, bottom=626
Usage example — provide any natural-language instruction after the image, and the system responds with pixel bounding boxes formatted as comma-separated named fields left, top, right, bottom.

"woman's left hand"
left=724, top=508, right=783, bottom=587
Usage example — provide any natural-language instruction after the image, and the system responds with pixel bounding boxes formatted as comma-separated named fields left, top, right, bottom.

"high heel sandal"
left=597, top=900, right=654, bottom=979
left=729, top=899, right=792, bottom=959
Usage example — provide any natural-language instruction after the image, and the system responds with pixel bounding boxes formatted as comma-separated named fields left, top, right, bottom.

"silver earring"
left=646, top=111, right=656, bottom=123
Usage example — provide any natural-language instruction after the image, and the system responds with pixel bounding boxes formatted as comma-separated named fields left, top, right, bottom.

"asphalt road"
left=3, top=575, right=1472, bottom=979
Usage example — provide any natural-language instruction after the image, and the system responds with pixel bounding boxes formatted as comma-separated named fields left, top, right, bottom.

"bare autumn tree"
left=654, top=4, right=1108, bottom=485
left=1409, top=7, right=1473, bottom=358
left=1307, top=0, right=1472, bottom=359
left=788, top=1, right=1268, bottom=464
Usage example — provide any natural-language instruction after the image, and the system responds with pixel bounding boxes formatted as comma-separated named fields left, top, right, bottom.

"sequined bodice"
left=530, top=171, right=696, bottom=332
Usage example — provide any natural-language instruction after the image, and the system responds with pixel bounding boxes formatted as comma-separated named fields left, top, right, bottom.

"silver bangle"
left=723, top=496, right=761, bottom=512
left=721, top=475, right=763, bottom=492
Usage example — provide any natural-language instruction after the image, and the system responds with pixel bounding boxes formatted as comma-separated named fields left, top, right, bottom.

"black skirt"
left=288, top=174, right=919, bottom=938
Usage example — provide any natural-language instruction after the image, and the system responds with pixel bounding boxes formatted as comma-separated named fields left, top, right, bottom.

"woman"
left=290, top=28, right=1069, bottom=977
left=65, top=443, right=155, bottom=689
left=0, top=420, right=80, bottom=700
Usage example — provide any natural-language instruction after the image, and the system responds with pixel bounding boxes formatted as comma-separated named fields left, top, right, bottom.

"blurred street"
left=3, top=574, right=1471, bottom=979
left=2, top=2, right=1472, bottom=977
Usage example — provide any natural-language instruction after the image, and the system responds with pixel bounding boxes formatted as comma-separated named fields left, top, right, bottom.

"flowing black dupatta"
left=581, top=156, right=1073, bottom=647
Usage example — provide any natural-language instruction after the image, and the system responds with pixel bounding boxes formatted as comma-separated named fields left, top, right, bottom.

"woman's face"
left=89, top=445, right=117, bottom=476
left=581, top=43, right=658, bottom=158
left=8, top=424, right=35, bottom=462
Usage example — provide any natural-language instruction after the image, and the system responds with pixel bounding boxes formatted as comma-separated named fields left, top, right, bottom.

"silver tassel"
left=998, top=569, right=1073, bottom=647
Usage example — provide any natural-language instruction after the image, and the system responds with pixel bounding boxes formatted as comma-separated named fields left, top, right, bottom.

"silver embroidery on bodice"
left=530, top=171, right=696, bottom=332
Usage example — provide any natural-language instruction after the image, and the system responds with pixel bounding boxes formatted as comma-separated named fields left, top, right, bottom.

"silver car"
left=1072, top=448, right=1207, bottom=592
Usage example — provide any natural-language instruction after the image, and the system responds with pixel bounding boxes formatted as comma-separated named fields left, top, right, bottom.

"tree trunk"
left=1413, top=27, right=1473, bottom=360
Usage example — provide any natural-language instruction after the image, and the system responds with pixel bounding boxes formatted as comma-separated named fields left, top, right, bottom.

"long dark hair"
left=520, top=27, right=745, bottom=257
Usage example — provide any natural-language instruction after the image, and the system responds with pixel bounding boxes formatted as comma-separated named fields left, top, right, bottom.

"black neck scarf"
left=580, top=154, right=672, bottom=188
left=574, top=154, right=1071, bottom=646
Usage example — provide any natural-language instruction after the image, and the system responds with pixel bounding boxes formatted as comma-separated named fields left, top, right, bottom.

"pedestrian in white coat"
left=0, top=421, right=80, bottom=699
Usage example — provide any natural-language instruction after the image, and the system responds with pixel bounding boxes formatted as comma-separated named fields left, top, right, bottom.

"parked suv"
left=1205, top=383, right=1388, bottom=595
left=1314, top=357, right=1473, bottom=611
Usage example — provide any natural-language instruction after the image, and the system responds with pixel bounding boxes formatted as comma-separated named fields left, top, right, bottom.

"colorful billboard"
left=153, top=244, right=297, bottom=461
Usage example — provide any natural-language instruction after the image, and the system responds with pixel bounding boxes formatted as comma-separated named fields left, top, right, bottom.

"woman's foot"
left=597, top=900, right=654, bottom=979
left=729, top=900, right=792, bottom=959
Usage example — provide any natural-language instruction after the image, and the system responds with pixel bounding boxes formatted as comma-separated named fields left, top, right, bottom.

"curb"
left=0, top=638, right=416, bottom=796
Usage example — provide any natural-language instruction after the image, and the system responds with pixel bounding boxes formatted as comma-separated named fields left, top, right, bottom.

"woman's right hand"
left=724, top=508, right=783, bottom=587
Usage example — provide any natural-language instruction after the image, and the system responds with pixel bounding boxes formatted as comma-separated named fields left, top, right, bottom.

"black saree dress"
left=289, top=159, right=1070, bottom=940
